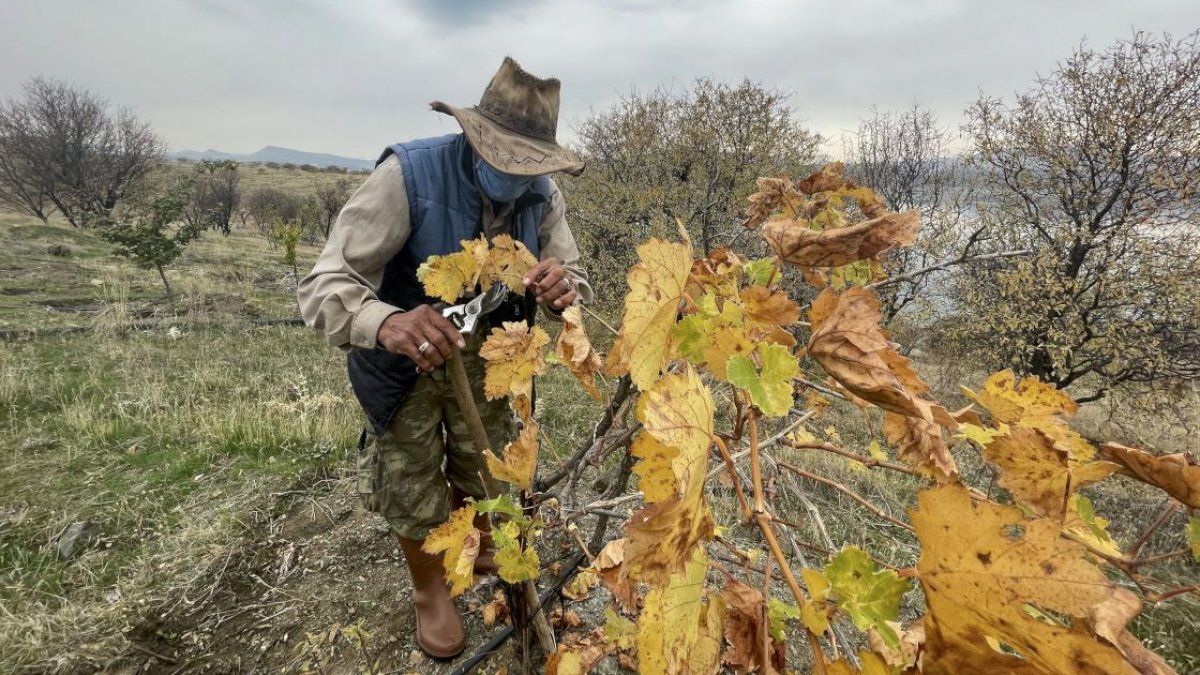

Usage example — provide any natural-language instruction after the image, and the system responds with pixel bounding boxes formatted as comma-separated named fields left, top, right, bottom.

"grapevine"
left=417, top=163, right=1198, bottom=674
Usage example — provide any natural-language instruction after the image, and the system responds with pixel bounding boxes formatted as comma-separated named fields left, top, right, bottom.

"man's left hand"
left=523, top=257, right=577, bottom=312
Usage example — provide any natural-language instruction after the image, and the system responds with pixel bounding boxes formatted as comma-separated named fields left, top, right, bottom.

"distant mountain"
left=169, top=145, right=373, bottom=171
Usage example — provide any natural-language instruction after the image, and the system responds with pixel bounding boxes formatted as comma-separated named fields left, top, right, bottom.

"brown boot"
left=452, top=488, right=500, bottom=576
left=396, top=535, right=465, bottom=659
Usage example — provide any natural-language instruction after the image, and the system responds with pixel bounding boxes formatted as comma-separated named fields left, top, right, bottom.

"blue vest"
left=348, top=134, right=549, bottom=434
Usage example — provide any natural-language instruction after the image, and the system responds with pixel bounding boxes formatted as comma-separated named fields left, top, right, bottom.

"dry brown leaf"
left=763, top=210, right=919, bottom=269
left=555, top=305, right=603, bottom=399
left=1100, top=443, right=1200, bottom=508
left=739, top=284, right=800, bottom=329
left=883, top=412, right=957, bottom=481
left=721, top=580, right=785, bottom=673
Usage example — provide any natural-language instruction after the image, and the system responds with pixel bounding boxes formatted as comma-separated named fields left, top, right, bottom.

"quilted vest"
left=348, top=133, right=549, bottom=434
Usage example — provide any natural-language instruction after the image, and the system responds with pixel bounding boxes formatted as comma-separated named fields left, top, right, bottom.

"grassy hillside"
left=0, top=175, right=1196, bottom=672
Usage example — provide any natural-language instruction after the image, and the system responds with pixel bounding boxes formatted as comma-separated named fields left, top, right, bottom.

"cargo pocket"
left=356, top=427, right=383, bottom=513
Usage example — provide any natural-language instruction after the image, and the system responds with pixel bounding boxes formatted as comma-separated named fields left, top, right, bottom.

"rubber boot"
left=396, top=535, right=465, bottom=659
left=452, top=487, right=499, bottom=575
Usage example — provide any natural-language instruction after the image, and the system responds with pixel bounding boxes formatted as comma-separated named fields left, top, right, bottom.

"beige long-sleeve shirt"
left=298, top=154, right=592, bottom=350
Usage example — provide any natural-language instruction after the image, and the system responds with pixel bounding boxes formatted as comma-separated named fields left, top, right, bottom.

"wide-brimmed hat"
left=432, top=57, right=585, bottom=177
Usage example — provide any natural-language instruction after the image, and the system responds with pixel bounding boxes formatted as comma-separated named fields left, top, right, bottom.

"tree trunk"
left=156, top=265, right=173, bottom=300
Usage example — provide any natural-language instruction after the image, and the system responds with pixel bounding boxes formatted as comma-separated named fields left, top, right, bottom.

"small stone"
left=55, top=521, right=96, bottom=559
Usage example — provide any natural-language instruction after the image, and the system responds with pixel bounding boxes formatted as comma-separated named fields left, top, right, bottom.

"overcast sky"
left=2, top=0, right=1197, bottom=159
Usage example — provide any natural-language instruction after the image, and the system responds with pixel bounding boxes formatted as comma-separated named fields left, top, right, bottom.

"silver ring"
left=417, top=341, right=431, bottom=355
left=562, top=277, right=572, bottom=289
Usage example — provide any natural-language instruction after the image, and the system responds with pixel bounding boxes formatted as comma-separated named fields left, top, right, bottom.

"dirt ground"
left=102, top=476, right=543, bottom=674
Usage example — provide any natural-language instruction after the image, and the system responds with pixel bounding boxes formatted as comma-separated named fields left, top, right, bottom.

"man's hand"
left=523, top=257, right=578, bottom=312
left=376, top=305, right=466, bottom=373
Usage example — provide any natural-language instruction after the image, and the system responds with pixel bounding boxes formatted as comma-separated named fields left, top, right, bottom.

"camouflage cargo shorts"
left=357, top=331, right=516, bottom=540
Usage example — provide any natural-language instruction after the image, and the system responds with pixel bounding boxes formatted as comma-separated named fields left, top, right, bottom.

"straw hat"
left=431, top=57, right=585, bottom=176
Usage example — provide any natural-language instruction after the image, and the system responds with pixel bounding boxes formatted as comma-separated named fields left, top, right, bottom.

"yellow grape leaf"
left=422, top=505, right=480, bottom=596
left=1187, top=518, right=1200, bottom=562
left=739, top=284, right=799, bottom=329
left=825, top=546, right=909, bottom=648
left=631, top=431, right=680, bottom=504
left=767, top=597, right=801, bottom=642
left=763, top=209, right=919, bottom=268
left=726, top=343, right=799, bottom=418
left=1100, top=442, right=1200, bottom=508
left=964, top=370, right=1095, bottom=461
left=417, top=237, right=489, bottom=303
left=638, top=365, right=713, bottom=496
left=955, top=422, right=1005, bottom=448
left=981, top=426, right=1118, bottom=517
left=484, top=421, right=539, bottom=492
left=492, top=520, right=539, bottom=584
left=911, top=483, right=1175, bottom=675
left=544, top=648, right=582, bottom=675
left=722, top=580, right=783, bottom=673
left=626, top=366, right=715, bottom=585
left=603, top=607, right=637, bottom=650
left=481, top=233, right=537, bottom=293
left=479, top=321, right=549, bottom=401
left=562, top=568, right=597, bottom=601
left=554, top=305, right=603, bottom=399
left=800, top=567, right=832, bottom=635
left=868, top=440, right=888, bottom=461
left=963, top=369, right=1077, bottom=424
left=672, top=293, right=754, bottom=381
left=606, top=236, right=692, bottom=389
left=1065, top=494, right=1121, bottom=557
left=636, top=550, right=723, bottom=675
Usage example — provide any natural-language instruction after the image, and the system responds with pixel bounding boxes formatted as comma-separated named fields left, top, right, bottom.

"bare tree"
left=566, top=79, right=822, bottom=307
left=184, top=161, right=240, bottom=235
left=955, top=31, right=1200, bottom=401
left=843, top=106, right=980, bottom=321
left=314, top=178, right=352, bottom=239
left=243, top=187, right=302, bottom=237
left=0, top=103, right=52, bottom=222
left=0, top=78, right=163, bottom=227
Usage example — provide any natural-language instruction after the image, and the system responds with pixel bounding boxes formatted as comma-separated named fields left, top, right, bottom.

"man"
left=298, top=57, right=592, bottom=659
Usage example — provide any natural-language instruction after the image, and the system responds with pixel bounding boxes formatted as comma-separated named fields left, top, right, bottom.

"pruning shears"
left=440, top=283, right=510, bottom=335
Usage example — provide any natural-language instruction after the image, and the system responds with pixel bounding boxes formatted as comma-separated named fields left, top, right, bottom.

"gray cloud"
left=2, top=0, right=1196, bottom=159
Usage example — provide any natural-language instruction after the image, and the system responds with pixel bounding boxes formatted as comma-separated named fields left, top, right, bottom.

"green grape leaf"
left=743, top=257, right=779, bottom=286
left=825, top=546, right=910, bottom=648
left=726, top=343, right=799, bottom=417
left=493, top=520, right=539, bottom=583
left=768, top=597, right=801, bottom=642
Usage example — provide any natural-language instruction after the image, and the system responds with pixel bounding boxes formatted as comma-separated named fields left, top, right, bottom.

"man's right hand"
left=376, top=305, right=466, bottom=373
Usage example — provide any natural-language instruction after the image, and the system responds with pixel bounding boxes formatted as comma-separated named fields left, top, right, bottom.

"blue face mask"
left=476, top=160, right=534, bottom=202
